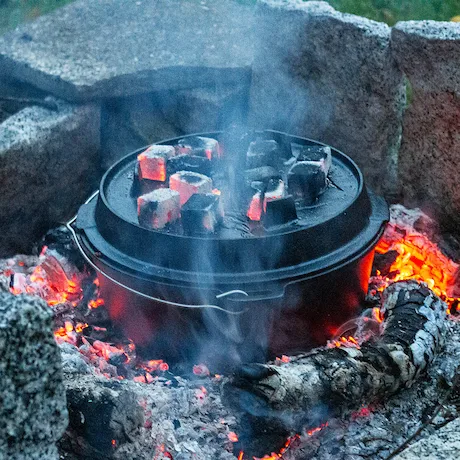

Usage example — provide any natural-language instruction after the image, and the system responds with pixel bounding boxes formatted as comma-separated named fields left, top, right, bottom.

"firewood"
left=62, top=374, right=144, bottom=458
left=228, top=281, right=448, bottom=430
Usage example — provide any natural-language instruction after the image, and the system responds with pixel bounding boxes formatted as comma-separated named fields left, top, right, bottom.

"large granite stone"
left=101, top=93, right=182, bottom=170
left=391, top=21, right=460, bottom=233
left=393, top=417, right=460, bottom=460
left=249, top=0, right=406, bottom=194
left=0, top=293, right=68, bottom=459
left=0, top=0, right=254, bottom=101
left=158, top=83, right=249, bottom=134
left=101, top=82, right=249, bottom=169
left=0, top=99, right=100, bottom=256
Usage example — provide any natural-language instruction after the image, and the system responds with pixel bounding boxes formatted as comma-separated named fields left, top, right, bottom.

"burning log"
left=169, top=171, right=213, bottom=206
left=137, top=189, right=180, bottom=229
left=229, top=281, right=448, bottom=431
left=137, top=145, right=175, bottom=182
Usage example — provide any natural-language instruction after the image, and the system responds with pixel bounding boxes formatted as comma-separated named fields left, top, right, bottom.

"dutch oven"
left=70, top=130, right=389, bottom=370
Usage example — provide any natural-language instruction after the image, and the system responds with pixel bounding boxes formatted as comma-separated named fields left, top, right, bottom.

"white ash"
left=59, top=352, right=240, bottom=460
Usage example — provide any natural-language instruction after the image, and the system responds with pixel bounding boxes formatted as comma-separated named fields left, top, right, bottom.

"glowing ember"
left=246, top=181, right=285, bottom=222
left=372, top=211, right=460, bottom=313
left=274, top=355, right=291, bottom=365
left=89, top=297, right=104, bottom=309
left=195, top=385, right=208, bottom=403
left=330, top=335, right=360, bottom=349
left=142, top=359, right=169, bottom=373
left=193, top=363, right=211, bottom=376
left=372, top=307, right=384, bottom=324
left=351, top=406, right=372, bottom=420
left=238, top=433, right=302, bottom=460
left=228, top=432, right=239, bottom=443
left=306, top=423, right=328, bottom=437
left=54, top=322, right=88, bottom=345
left=153, top=444, right=174, bottom=460
left=9, top=250, right=82, bottom=306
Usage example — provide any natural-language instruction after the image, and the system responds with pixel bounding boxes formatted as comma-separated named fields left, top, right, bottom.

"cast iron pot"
left=71, top=130, right=389, bottom=370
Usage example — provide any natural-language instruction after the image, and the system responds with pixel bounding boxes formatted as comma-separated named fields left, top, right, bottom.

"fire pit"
left=72, top=130, right=388, bottom=369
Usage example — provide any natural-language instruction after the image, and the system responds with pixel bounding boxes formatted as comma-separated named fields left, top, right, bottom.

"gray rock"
left=393, top=417, right=460, bottom=460
left=158, top=83, right=249, bottom=133
left=101, top=94, right=181, bottom=170
left=249, top=0, right=405, bottom=194
left=0, top=293, right=68, bottom=459
left=392, top=21, right=460, bottom=93
left=0, top=98, right=100, bottom=256
left=0, top=0, right=254, bottom=101
left=391, top=21, right=460, bottom=233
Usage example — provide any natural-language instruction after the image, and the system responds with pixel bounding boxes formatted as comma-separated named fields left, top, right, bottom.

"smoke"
left=98, top=0, right=357, bottom=372
left=171, top=1, right=336, bottom=371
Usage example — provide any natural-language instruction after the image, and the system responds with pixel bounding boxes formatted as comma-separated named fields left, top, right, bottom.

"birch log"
left=229, top=281, right=448, bottom=429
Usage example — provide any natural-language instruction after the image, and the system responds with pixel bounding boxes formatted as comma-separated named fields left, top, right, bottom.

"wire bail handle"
left=65, top=191, right=248, bottom=315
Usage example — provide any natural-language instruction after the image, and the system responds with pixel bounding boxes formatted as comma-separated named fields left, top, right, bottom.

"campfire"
left=1, top=0, right=460, bottom=458
left=2, top=176, right=460, bottom=458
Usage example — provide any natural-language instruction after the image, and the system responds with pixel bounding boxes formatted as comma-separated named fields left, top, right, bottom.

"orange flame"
left=374, top=224, right=460, bottom=313
left=89, top=298, right=104, bottom=309
left=238, top=433, right=304, bottom=460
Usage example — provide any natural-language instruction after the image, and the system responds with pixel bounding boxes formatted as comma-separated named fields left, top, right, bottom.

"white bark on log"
left=229, top=281, right=448, bottom=429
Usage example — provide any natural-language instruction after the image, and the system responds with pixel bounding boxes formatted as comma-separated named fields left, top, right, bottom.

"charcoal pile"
left=133, top=133, right=332, bottom=235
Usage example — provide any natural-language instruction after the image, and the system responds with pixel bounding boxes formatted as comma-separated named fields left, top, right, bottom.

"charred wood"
left=228, top=281, right=448, bottom=432
left=61, top=374, right=144, bottom=459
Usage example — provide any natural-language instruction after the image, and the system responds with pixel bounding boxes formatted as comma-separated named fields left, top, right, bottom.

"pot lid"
left=76, top=130, right=388, bottom=275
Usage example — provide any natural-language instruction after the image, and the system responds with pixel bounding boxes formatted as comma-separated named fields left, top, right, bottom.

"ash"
left=1, top=206, right=460, bottom=460
left=58, top=353, right=239, bottom=460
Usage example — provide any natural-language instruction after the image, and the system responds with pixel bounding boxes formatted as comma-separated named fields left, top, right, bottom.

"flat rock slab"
left=0, top=0, right=254, bottom=101
left=249, top=0, right=405, bottom=195
left=0, top=99, right=100, bottom=256
left=392, top=21, right=460, bottom=93
left=392, top=21, right=460, bottom=232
